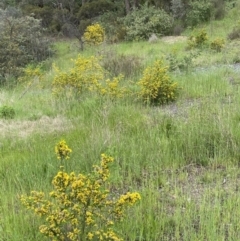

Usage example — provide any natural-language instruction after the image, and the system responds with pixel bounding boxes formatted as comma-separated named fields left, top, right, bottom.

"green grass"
left=3, top=4, right=240, bottom=240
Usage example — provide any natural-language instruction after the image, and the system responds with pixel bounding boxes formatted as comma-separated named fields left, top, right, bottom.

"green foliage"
left=211, top=0, right=226, bottom=20
left=77, top=0, right=117, bottom=20
left=123, top=4, right=173, bottom=41
left=99, top=12, right=126, bottom=43
left=98, top=75, right=128, bottom=99
left=21, top=141, right=141, bottom=241
left=0, top=105, right=15, bottom=119
left=83, top=23, right=105, bottom=45
left=138, top=60, right=178, bottom=105
left=52, top=55, right=127, bottom=99
left=210, top=38, right=225, bottom=52
left=19, top=64, right=44, bottom=83
left=185, top=0, right=212, bottom=27
left=0, top=7, right=52, bottom=83
left=52, top=55, right=104, bottom=96
left=187, top=29, right=209, bottom=49
left=21, top=4, right=53, bottom=29
left=170, top=0, right=185, bottom=20
left=187, top=29, right=225, bottom=53
left=166, top=50, right=199, bottom=72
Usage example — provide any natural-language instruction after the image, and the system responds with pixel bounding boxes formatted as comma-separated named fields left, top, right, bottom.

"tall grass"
left=2, top=4, right=240, bottom=240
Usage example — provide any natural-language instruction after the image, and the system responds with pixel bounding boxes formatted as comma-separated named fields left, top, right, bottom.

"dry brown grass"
left=0, top=115, right=73, bottom=139
left=161, top=36, right=187, bottom=44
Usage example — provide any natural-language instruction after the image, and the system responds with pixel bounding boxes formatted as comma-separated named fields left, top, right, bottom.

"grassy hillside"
left=2, top=2, right=240, bottom=241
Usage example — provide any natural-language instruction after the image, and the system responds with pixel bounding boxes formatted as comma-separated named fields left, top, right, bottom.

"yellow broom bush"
left=52, top=55, right=127, bottom=99
left=84, top=23, right=105, bottom=45
left=138, top=60, right=178, bottom=105
left=21, top=140, right=141, bottom=241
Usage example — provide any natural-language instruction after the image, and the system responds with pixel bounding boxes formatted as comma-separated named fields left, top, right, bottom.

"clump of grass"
left=100, top=48, right=143, bottom=78
left=0, top=105, right=15, bottom=119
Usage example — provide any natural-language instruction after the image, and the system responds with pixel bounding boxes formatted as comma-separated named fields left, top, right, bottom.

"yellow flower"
left=21, top=152, right=141, bottom=241
left=87, top=232, right=94, bottom=240
left=55, top=140, right=72, bottom=160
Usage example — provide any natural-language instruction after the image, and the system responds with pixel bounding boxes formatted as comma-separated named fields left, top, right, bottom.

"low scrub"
left=21, top=140, right=141, bottom=241
left=52, top=55, right=127, bottom=99
left=187, top=28, right=209, bottom=49
left=83, top=23, right=105, bottom=45
left=138, top=60, right=179, bottom=105
left=210, top=38, right=225, bottom=52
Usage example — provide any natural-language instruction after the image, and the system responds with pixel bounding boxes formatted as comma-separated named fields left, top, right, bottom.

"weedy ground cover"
left=2, top=2, right=240, bottom=240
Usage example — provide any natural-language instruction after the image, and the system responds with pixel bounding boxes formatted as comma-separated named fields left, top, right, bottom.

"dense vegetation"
left=0, top=0, right=235, bottom=84
left=2, top=0, right=240, bottom=240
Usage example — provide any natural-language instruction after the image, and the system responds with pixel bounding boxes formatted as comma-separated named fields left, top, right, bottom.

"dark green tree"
left=0, top=7, right=52, bottom=83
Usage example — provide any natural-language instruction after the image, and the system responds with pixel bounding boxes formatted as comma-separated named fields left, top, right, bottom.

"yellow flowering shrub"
left=138, top=60, right=178, bottom=105
left=210, top=38, right=225, bottom=52
left=52, top=55, right=127, bottom=99
left=55, top=140, right=72, bottom=160
left=52, top=55, right=104, bottom=96
left=97, top=75, right=128, bottom=99
left=84, top=23, right=105, bottom=45
left=20, top=65, right=43, bottom=81
left=187, top=28, right=208, bottom=49
left=21, top=141, right=141, bottom=241
left=18, top=64, right=44, bottom=91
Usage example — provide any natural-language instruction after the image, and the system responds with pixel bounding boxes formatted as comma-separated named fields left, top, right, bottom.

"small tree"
left=122, top=4, right=173, bottom=41
left=0, top=7, right=52, bottom=83
left=185, top=0, right=212, bottom=27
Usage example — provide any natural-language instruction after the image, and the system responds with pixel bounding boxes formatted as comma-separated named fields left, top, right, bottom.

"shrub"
left=21, top=141, right=141, bottom=241
left=17, top=64, right=45, bottom=99
left=0, top=105, right=15, bottom=119
left=19, top=64, right=44, bottom=83
left=138, top=60, right=178, bottom=105
left=52, top=55, right=127, bottom=99
left=122, top=4, right=173, bottom=41
left=52, top=55, right=104, bottom=96
left=187, top=29, right=208, bottom=49
left=185, top=0, right=212, bottom=27
left=210, top=38, right=225, bottom=52
left=97, top=75, right=128, bottom=99
left=0, top=7, right=52, bottom=83
left=83, top=23, right=105, bottom=45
